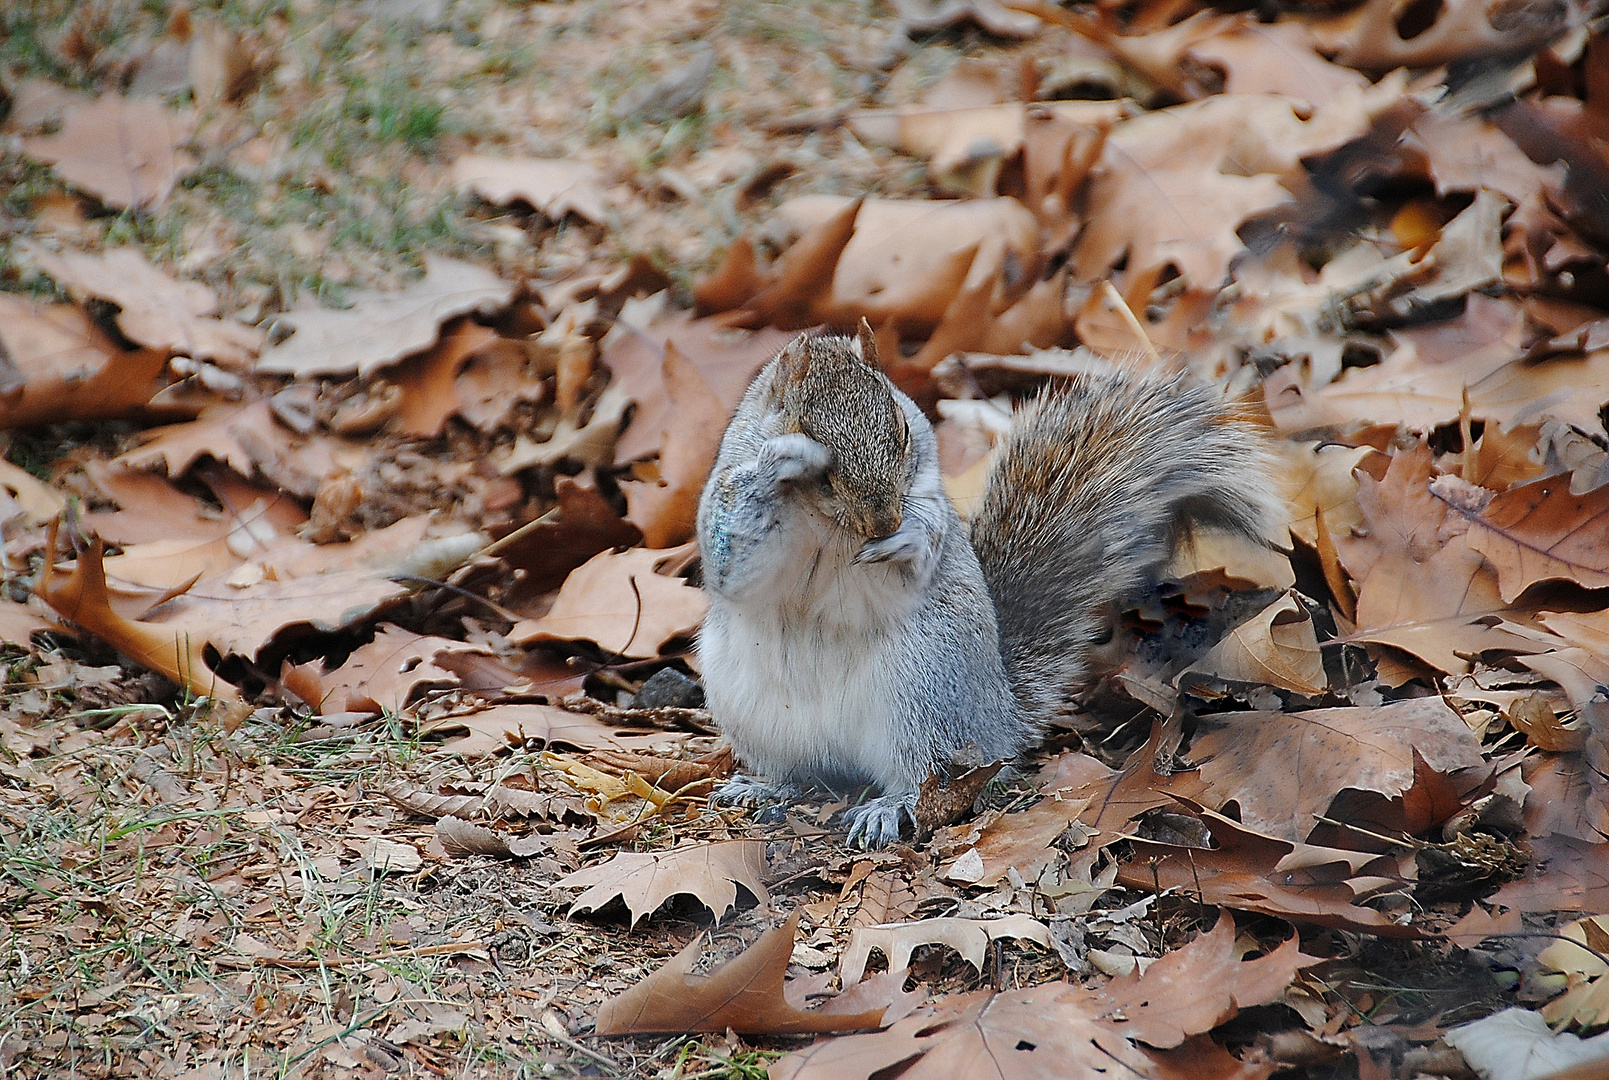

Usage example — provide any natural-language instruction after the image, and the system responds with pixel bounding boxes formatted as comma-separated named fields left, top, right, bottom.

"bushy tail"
left=968, top=370, right=1283, bottom=721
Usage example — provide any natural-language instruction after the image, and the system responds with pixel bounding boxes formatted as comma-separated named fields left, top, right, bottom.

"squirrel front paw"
left=852, top=512, right=939, bottom=579
left=842, top=793, right=914, bottom=849
left=759, top=434, right=833, bottom=485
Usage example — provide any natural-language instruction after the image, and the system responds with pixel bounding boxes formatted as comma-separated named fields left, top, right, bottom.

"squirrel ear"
left=856, top=317, right=878, bottom=368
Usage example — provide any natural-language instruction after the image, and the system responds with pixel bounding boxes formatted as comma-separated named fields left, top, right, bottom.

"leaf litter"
left=7, top=0, right=1609, bottom=1077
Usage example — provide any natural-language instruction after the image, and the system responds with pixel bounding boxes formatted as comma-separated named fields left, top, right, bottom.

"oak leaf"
left=21, top=93, right=197, bottom=210
left=838, top=914, right=1051, bottom=987
left=1311, top=0, right=1564, bottom=71
left=1493, top=832, right=1609, bottom=914
left=1180, top=591, right=1325, bottom=696
left=1186, top=697, right=1487, bottom=842
left=36, top=526, right=240, bottom=703
left=1440, top=472, right=1609, bottom=601
left=256, top=258, right=514, bottom=378
left=310, top=625, right=465, bottom=714
left=1119, top=801, right=1425, bottom=937
left=1336, top=442, right=1552, bottom=674
left=557, top=839, right=768, bottom=926
left=618, top=342, right=728, bottom=547
left=26, top=245, right=264, bottom=366
left=593, top=911, right=906, bottom=1035
left=510, top=544, right=705, bottom=658
left=420, top=703, right=651, bottom=756
left=1087, top=912, right=1316, bottom=1049
left=0, top=296, right=171, bottom=428
left=451, top=154, right=608, bottom=224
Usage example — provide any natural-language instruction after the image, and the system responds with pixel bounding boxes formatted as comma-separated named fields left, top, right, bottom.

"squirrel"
left=695, top=323, right=1283, bottom=847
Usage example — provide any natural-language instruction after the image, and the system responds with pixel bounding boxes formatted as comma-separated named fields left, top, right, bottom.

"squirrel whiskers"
left=697, top=327, right=1281, bottom=847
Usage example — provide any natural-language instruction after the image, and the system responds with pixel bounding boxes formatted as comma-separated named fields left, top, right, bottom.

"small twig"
left=1099, top=280, right=1161, bottom=364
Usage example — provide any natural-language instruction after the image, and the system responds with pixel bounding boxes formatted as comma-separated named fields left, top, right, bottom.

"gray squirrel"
left=695, top=325, right=1283, bottom=847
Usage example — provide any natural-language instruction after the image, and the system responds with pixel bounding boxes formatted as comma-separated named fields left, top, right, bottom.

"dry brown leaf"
left=119, top=400, right=367, bottom=497
left=434, top=814, right=551, bottom=858
left=936, top=794, right=1091, bottom=887
left=0, top=295, right=171, bottom=427
left=256, top=258, right=514, bottom=378
left=1089, top=912, right=1316, bottom=1049
left=25, top=245, right=264, bottom=366
left=1439, top=472, right=1609, bottom=601
left=606, top=313, right=796, bottom=466
left=1120, top=801, right=1424, bottom=937
left=619, top=341, right=728, bottom=547
left=889, top=0, right=1043, bottom=37
left=510, top=544, right=705, bottom=658
left=766, top=195, right=1040, bottom=332
left=1336, top=443, right=1552, bottom=674
left=1186, top=698, right=1488, bottom=842
left=1075, top=95, right=1370, bottom=287
left=36, top=527, right=240, bottom=703
left=845, top=101, right=1125, bottom=197
left=20, top=92, right=197, bottom=210
left=556, top=839, right=768, bottom=926
left=391, top=319, right=501, bottom=437
left=420, top=703, right=641, bottom=756
left=593, top=911, right=902, bottom=1035
left=1280, top=442, right=1377, bottom=547
left=1311, top=0, right=1565, bottom=71
left=451, top=154, right=608, bottom=224
left=838, top=914, right=1051, bottom=987
left=774, top=925, right=1296, bottom=1080
left=498, top=382, right=632, bottom=474
left=312, top=626, right=465, bottom=714
left=1054, top=725, right=1208, bottom=848
left=498, top=477, right=644, bottom=598
left=1181, top=591, right=1325, bottom=696
left=1494, top=832, right=1609, bottom=914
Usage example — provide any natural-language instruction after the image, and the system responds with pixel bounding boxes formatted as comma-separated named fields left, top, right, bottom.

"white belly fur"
left=701, top=535, right=921, bottom=792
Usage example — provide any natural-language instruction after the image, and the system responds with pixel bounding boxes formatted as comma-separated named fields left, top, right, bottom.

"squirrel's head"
left=771, top=321, right=910, bottom=539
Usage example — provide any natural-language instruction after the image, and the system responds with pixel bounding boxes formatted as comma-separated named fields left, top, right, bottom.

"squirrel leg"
left=842, top=790, right=916, bottom=849
left=700, top=434, right=832, bottom=596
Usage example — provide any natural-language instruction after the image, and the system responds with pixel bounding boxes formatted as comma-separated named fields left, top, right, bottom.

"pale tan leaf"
left=20, top=93, right=197, bottom=210
left=557, top=839, right=768, bottom=926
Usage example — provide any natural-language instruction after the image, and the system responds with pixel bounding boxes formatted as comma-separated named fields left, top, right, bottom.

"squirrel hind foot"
left=842, top=793, right=915, bottom=849
left=711, top=774, right=802, bottom=810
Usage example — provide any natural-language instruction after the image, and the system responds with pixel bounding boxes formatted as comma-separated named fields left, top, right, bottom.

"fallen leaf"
left=1075, top=94, right=1370, bottom=287
left=1337, top=443, right=1552, bottom=674
left=0, top=296, right=171, bottom=427
left=20, top=92, right=197, bottom=210
left=256, top=258, right=514, bottom=378
left=1312, top=0, right=1565, bottom=71
left=593, top=911, right=901, bottom=1035
left=25, top=245, right=264, bottom=366
left=420, top=703, right=644, bottom=756
left=557, top=839, right=768, bottom=926
left=1088, top=912, right=1316, bottom=1049
left=1440, top=472, right=1609, bottom=602
left=451, top=154, right=608, bottom=224
left=1180, top=591, right=1326, bottom=696
left=619, top=342, right=728, bottom=547
left=36, top=527, right=240, bottom=703
left=1185, top=697, right=1488, bottom=842
left=1494, top=832, right=1609, bottom=913
left=838, top=914, right=1051, bottom=987
left=391, top=319, right=501, bottom=437
left=1119, top=802, right=1426, bottom=937
left=511, top=544, right=705, bottom=658
left=1444, top=1007, right=1609, bottom=1080
left=936, top=794, right=1090, bottom=887
left=311, top=626, right=465, bottom=714
left=435, top=814, right=551, bottom=858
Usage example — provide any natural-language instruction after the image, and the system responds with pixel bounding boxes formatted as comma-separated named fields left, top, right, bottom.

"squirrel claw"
left=842, top=795, right=913, bottom=849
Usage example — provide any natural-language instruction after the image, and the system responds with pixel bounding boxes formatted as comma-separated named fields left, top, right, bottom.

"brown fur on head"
left=770, top=321, right=909, bottom=538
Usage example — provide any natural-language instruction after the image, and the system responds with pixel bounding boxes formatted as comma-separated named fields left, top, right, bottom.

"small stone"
left=635, top=667, right=704, bottom=709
